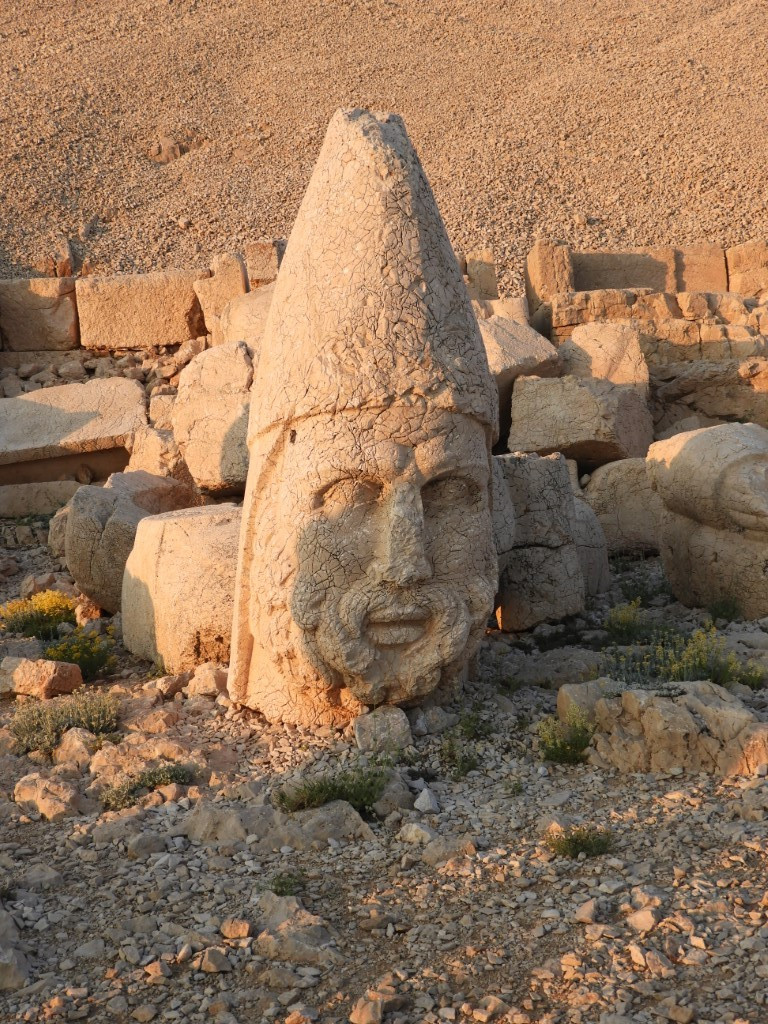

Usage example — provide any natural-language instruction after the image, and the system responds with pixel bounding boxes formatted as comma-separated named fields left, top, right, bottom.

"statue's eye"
left=422, top=475, right=480, bottom=511
left=315, top=477, right=382, bottom=514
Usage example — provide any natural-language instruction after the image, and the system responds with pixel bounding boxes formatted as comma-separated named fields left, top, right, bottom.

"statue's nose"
left=373, top=483, right=433, bottom=587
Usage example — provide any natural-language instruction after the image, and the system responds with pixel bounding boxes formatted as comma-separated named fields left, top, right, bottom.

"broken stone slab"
left=122, top=504, right=240, bottom=672
left=508, top=375, right=654, bottom=470
left=524, top=241, right=574, bottom=333
left=726, top=239, right=768, bottom=297
left=558, top=322, right=649, bottom=395
left=244, top=238, right=285, bottom=289
left=126, top=424, right=190, bottom=482
left=252, top=891, right=342, bottom=967
left=65, top=470, right=197, bottom=614
left=13, top=772, right=85, bottom=821
left=219, top=281, right=274, bottom=348
left=562, top=678, right=768, bottom=776
left=193, top=254, right=249, bottom=346
left=0, top=480, right=80, bottom=518
left=571, top=247, right=677, bottom=293
left=0, top=657, right=83, bottom=700
left=171, top=340, right=253, bottom=494
left=465, top=247, right=499, bottom=300
left=0, top=277, right=78, bottom=351
left=674, top=244, right=728, bottom=293
left=583, top=458, right=662, bottom=553
left=651, top=357, right=768, bottom=432
left=0, top=378, right=146, bottom=488
left=76, top=270, right=207, bottom=351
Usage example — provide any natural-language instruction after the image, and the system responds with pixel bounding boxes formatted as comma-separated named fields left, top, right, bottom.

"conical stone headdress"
left=248, top=108, right=498, bottom=440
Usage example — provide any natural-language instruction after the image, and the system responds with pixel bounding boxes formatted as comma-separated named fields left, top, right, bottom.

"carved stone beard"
left=292, top=571, right=495, bottom=706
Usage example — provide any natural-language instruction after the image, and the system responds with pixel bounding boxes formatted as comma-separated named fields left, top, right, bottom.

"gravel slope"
left=1, top=0, right=767, bottom=292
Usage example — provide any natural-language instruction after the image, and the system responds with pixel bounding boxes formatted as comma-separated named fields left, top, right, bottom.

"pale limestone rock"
left=647, top=423, right=768, bottom=615
left=558, top=322, right=649, bottom=394
left=65, top=471, right=196, bottom=613
left=353, top=706, right=413, bottom=753
left=230, top=109, right=498, bottom=726
left=0, top=947, right=29, bottom=992
left=651, top=358, right=768, bottom=432
left=254, top=892, right=342, bottom=967
left=52, top=727, right=99, bottom=770
left=508, top=376, right=654, bottom=469
left=47, top=504, right=69, bottom=559
left=193, top=254, right=249, bottom=345
left=244, top=238, right=285, bottom=288
left=674, top=244, right=728, bottom=292
left=171, top=341, right=252, bottom=494
left=524, top=241, right=573, bottom=318
left=571, top=247, right=677, bottom=293
left=76, top=270, right=206, bottom=351
left=465, top=248, right=499, bottom=300
left=14, top=773, right=83, bottom=821
left=89, top=733, right=206, bottom=791
left=148, top=392, right=176, bottom=430
left=0, top=657, right=82, bottom=700
left=0, top=378, right=146, bottom=475
left=181, top=802, right=247, bottom=844
left=726, top=239, right=768, bottom=296
left=219, top=281, right=274, bottom=348
left=493, top=453, right=585, bottom=631
left=0, top=480, right=80, bottom=518
left=563, top=679, right=768, bottom=776
left=186, top=662, right=228, bottom=699
left=583, top=458, right=662, bottom=553
left=126, top=424, right=190, bottom=482
left=122, top=504, right=240, bottom=672
left=569, top=492, right=611, bottom=597
left=0, top=277, right=78, bottom=351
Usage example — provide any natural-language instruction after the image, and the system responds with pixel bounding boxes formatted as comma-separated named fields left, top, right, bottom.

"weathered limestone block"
left=651, top=358, right=768, bottom=431
left=244, top=238, right=285, bottom=289
left=524, top=240, right=573, bottom=314
left=465, top=248, right=499, bottom=300
left=572, top=248, right=677, bottom=293
left=65, top=471, right=197, bottom=613
left=647, top=423, right=768, bottom=616
left=0, top=657, right=83, bottom=700
left=219, top=282, right=274, bottom=350
left=126, top=424, right=191, bottom=483
left=568, top=491, right=611, bottom=597
left=0, top=277, right=78, bottom=351
left=229, top=109, right=498, bottom=727
left=478, top=316, right=558, bottom=437
left=149, top=392, right=176, bottom=430
left=561, top=679, right=768, bottom=776
left=122, top=504, right=240, bottom=672
left=193, top=254, right=249, bottom=345
left=76, top=270, right=206, bottom=351
left=493, top=453, right=585, bottom=630
left=0, top=480, right=80, bottom=518
left=558, top=322, right=649, bottom=394
left=674, top=245, right=728, bottom=293
left=48, top=504, right=70, bottom=557
left=550, top=289, right=638, bottom=341
left=508, top=376, right=654, bottom=469
left=13, top=773, right=84, bottom=821
left=583, top=458, right=662, bottom=552
left=171, top=341, right=253, bottom=493
left=726, top=239, right=768, bottom=296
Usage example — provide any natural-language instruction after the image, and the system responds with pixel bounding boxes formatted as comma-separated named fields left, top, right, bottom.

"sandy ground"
left=1, top=0, right=767, bottom=292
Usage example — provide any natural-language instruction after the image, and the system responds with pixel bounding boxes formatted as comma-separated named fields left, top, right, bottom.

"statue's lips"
left=366, top=605, right=429, bottom=648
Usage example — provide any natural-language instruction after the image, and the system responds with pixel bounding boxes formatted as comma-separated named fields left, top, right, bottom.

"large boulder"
left=558, top=322, right=649, bottom=394
left=0, top=378, right=146, bottom=487
left=76, top=270, right=206, bottom=351
left=122, top=504, right=240, bottom=672
left=65, top=471, right=197, bottom=613
left=0, top=277, right=78, bottom=351
left=583, top=458, right=662, bottom=553
left=171, top=341, right=253, bottom=494
left=493, top=453, right=585, bottom=630
left=508, top=375, right=654, bottom=469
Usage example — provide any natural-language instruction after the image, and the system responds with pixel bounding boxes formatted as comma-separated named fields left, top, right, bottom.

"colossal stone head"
left=229, top=109, right=499, bottom=726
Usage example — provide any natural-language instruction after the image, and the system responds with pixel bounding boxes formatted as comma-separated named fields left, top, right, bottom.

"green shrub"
left=546, top=825, right=614, bottom=858
left=707, top=596, right=743, bottom=623
left=458, top=705, right=494, bottom=740
left=11, top=689, right=121, bottom=755
left=0, top=590, right=76, bottom=640
left=275, top=764, right=388, bottom=815
left=44, top=628, right=116, bottom=682
left=537, top=706, right=594, bottom=764
left=604, top=600, right=657, bottom=643
left=101, top=763, right=196, bottom=811
left=440, top=733, right=480, bottom=780
left=266, top=871, right=306, bottom=896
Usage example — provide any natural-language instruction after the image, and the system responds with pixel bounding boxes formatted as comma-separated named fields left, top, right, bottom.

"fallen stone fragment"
left=52, top=727, right=99, bottom=769
left=185, top=662, right=228, bottom=699
left=14, top=773, right=83, bottom=821
left=354, top=706, right=413, bottom=753
left=1, top=657, right=82, bottom=700
left=0, top=276, right=78, bottom=351
left=0, top=946, right=30, bottom=992
left=253, top=892, right=342, bottom=967
left=198, top=947, right=232, bottom=973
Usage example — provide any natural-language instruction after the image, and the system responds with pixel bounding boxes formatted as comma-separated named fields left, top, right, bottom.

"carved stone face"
left=247, top=405, right=497, bottom=710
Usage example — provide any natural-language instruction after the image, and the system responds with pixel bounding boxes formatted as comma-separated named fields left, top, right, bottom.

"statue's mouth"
left=366, top=605, right=429, bottom=648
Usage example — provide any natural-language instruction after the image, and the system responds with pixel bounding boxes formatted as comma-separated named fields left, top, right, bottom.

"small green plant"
left=440, top=733, right=480, bottom=780
left=604, top=600, right=657, bottom=643
left=537, top=706, right=594, bottom=764
left=546, top=825, right=614, bottom=858
left=275, top=764, right=388, bottom=816
left=458, top=704, right=494, bottom=741
left=0, top=590, right=76, bottom=640
left=707, top=596, right=743, bottom=623
left=266, top=871, right=306, bottom=896
left=505, top=778, right=524, bottom=797
left=101, top=763, right=196, bottom=811
left=44, top=628, right=116, bottom=682
left=11, top=689, right=121, bottom=755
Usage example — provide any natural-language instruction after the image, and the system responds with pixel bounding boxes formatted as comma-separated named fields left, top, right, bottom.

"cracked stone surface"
left=230, top=109, right=498, bottom=726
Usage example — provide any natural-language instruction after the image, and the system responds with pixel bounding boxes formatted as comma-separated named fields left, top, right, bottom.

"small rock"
left=353, top=706, right=413, bottom=753
left=199, top=947, right=232, bottom=973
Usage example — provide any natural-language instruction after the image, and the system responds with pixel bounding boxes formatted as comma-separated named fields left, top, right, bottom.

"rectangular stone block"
left=726, top=239, right=768, bottom=296
left=524, top=241, right=574, bottom=313
left=76, top=270, right=206, bottom=351
left=0, top=278, right=78, bottom=351
left=674, top=245, right=727, bottom=292
left=572, top=248, right=676, bottom=293
left=244, top=239, right=285, bottom=290
left=0, top=481, right=81, bottom=517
